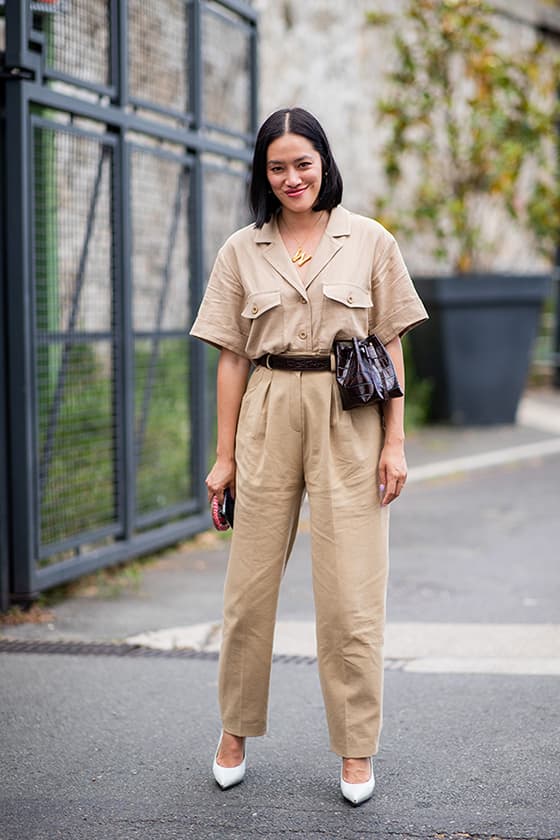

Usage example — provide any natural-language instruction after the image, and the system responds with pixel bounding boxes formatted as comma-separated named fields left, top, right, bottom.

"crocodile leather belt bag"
left=333, top=334, right=403, bottom=410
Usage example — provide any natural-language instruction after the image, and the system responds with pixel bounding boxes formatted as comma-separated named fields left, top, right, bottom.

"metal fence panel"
left=1, top=0, right=257, bottom=605
left=202, top=3, right=253, bottom=138
left=33, top=119, right=118, bottom=562
left=41, top=0, right=113, bottom=91
left=129, top=146, right=193, bottom=523
left=128, top=0, right=191, bottom=120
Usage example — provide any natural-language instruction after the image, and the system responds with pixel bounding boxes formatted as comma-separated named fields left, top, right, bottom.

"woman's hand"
left=206, top=456, right=236, bottom=504
left=378, top=439, right=407, bottom=506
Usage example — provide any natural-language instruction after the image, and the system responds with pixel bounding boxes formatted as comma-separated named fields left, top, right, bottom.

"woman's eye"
left=270, top=167, right=283, bottom=173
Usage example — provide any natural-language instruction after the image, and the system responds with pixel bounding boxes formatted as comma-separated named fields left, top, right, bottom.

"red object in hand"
left=211, top=495, right=230, bottom=531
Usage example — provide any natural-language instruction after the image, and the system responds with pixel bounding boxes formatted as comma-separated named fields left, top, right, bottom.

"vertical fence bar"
left=114, top=0, right=135, bottom=539
left=114, top=141, right=135, bottom=540
left=110, top=0, right=120, bottom=92
left=189, top=156, right=209, bottom=510
left=249, top=14, right=259, bottom=136
left=5, top=81, right=38, bottom=600
left=190, top=0, right=202, bottom=131
left=0, top=105, right=10, bottom=611
left=4, top=0, right=30, bottom=70
left=189, top=0, right=209, bottom=511
left=0, top=340, right=8, bottom=611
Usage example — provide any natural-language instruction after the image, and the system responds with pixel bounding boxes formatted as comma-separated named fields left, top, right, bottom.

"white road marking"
left=402, top=657, right=560, bottom=675
left=127, top=621, right=221, bottom=652
left=126, top=620, right=560, bottom=676
left=407, top=437, right=560, bottom=483
left=384, top=622, right=560, bottom=658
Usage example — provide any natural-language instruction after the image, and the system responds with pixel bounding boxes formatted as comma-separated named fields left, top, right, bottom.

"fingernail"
left=379, top=484, right=385, bottom=492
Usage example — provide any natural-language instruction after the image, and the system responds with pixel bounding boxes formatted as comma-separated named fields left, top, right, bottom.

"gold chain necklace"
left=280, top=211, right=325, bottom=267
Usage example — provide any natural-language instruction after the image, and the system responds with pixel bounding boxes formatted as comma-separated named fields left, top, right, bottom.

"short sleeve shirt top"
left=190, top=205, right=428, bottom=359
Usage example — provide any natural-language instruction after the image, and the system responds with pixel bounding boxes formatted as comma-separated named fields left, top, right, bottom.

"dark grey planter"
left=409, top=274, right=551, bottom=425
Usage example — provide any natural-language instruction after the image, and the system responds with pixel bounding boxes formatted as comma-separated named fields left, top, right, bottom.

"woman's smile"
left=285, top=186, right=308, bottom=198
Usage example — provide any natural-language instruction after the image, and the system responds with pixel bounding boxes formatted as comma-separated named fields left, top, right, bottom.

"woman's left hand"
left=378, top=440, right=407, bottom=506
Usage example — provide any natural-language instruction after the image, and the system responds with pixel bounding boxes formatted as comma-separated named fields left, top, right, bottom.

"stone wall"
left=254, top=0, right=560, bottom=274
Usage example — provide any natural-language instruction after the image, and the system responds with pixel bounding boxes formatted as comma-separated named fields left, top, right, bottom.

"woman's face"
left=266, top=132, right=323, bottom=214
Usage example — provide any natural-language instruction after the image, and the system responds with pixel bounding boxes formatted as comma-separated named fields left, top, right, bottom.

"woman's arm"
left=378, top=335, right=407, bottom=507
left=205, top=348, right=251, bottom=503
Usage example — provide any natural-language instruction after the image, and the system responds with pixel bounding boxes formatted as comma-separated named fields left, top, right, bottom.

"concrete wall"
left=254, top=0, right=560, bottom=274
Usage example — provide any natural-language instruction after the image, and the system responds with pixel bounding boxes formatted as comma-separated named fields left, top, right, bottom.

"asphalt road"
left=1, top=454, right=559, bottom=839
left=1, top=652, right=559, bottom=840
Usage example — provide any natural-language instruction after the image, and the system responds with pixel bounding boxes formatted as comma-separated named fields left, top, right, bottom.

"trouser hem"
left=330, top=740, right=380, bottom=758
left=222, top=722, right=267, bottom=738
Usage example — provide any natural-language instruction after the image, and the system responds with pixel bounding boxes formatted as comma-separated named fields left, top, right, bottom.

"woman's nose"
left=285, top=168, right=302, bottom=186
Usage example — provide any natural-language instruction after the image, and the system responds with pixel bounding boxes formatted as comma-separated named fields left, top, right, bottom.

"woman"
left=190, top=107, right=428, bottom=805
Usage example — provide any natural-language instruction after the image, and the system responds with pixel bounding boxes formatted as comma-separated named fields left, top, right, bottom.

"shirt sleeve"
left=189, top=243, right=249, bottom=357
left=369, top=232, right=429, bottom=345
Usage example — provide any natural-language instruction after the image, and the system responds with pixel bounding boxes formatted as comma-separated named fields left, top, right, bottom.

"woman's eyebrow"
left=267, top=155, right=314, bottom=166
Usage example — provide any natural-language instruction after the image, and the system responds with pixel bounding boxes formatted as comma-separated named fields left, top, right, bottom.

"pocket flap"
left=323, top=284, right=372, bottom=308
left=242, top=291, right=282, bottom=319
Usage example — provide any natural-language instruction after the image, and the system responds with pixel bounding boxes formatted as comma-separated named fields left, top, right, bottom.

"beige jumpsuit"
left=190, top=206, right=428, bottom=756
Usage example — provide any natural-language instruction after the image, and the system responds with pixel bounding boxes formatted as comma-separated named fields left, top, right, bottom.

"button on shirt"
left=190, top=205, right=428, bottom=359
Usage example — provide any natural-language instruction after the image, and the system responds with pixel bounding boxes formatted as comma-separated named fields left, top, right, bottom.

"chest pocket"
left=321, top=283, right=373, bottom=343
left=241, top=290, right=285, bottom=358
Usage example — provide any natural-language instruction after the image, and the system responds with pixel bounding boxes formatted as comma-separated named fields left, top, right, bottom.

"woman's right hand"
left=206, top=456, right=236, bottom=504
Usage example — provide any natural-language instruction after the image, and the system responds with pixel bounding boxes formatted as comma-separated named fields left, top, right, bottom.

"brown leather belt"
left=255, top=354, right=331, bottom=371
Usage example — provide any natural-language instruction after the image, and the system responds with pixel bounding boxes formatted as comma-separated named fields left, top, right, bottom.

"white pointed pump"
left=340, top=757, right=375, bottom=805
left=212, top=731, right=246, bottom=790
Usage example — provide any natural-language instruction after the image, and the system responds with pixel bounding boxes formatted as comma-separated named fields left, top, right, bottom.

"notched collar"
left=253, top=205, right=351, bottom=291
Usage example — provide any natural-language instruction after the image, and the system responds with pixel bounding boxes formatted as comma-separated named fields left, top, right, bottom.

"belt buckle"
left=265, top=354, right=273, bottom=370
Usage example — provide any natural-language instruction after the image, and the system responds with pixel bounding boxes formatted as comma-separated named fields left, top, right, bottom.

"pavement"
left=1, top=388, right=559, bottom=840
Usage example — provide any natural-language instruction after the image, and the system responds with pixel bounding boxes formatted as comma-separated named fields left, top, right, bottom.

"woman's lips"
left=285, top=187, right=307, bottom=197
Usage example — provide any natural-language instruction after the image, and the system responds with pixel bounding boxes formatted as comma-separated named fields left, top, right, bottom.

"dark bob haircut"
left=249, top=107, right=343, bottom=228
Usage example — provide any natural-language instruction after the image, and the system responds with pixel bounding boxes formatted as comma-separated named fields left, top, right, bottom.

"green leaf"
left=365, top=11, right=392, bottom=26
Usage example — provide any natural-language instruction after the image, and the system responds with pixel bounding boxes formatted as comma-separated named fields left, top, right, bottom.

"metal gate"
left=0, top=0, right=257, bottom=605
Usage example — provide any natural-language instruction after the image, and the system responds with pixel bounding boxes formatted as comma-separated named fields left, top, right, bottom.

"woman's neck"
left=279, top=208, right=326, bottom=233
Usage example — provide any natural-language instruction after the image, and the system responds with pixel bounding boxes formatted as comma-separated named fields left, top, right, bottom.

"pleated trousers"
left=218, top=364, right=389, bottom=757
